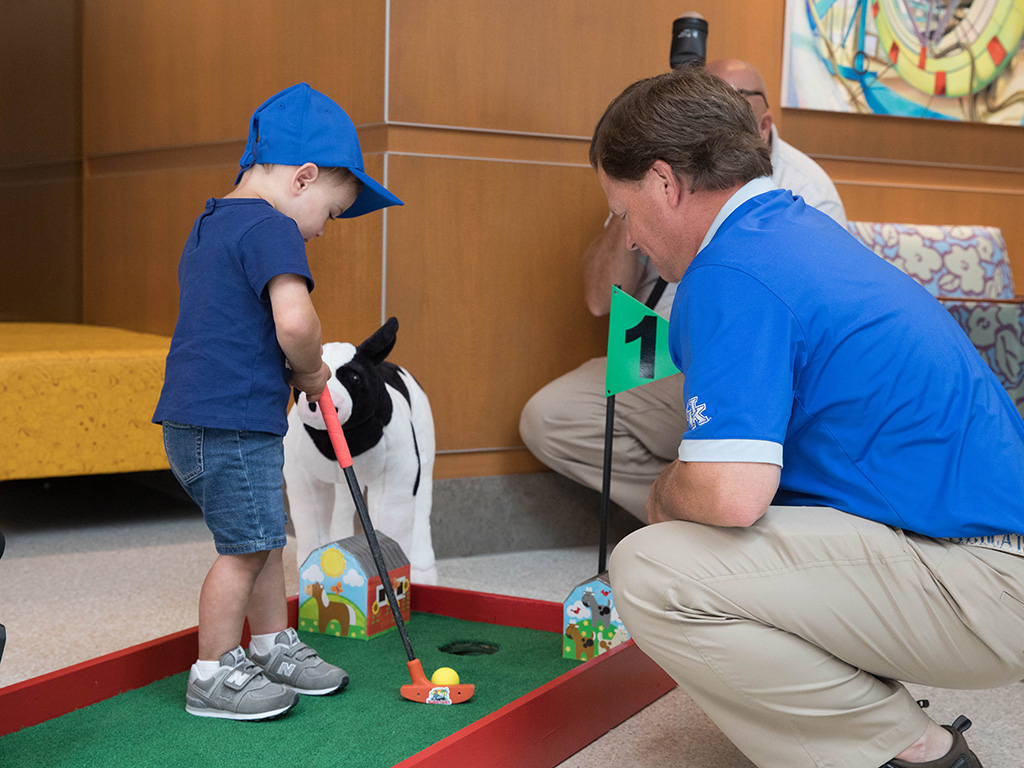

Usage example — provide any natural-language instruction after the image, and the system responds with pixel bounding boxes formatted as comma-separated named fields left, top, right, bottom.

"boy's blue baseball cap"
left=236, top=83, right=402, bottom=218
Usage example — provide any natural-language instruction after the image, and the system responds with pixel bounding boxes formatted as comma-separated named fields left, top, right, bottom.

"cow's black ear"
left=358, top=317, right=399, bottom=365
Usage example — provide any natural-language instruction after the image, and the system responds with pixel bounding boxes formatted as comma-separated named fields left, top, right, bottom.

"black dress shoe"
left=882, top=716, right=982, bottom=768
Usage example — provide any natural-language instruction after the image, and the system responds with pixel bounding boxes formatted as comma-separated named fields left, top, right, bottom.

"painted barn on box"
left=562, top=572, right=631, bottom=662
left=299, top=533, right=411, bottom=641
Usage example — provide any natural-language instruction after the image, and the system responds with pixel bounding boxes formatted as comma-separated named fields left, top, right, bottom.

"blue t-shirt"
left=153, top=198, right=314, bottom=435
left=670, top=187, right=1024, bottom=538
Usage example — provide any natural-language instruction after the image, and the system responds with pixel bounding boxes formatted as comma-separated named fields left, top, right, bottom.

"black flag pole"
left=598, top=278, right=667, bottom=574
left=598, top=393, right=615, bottom=574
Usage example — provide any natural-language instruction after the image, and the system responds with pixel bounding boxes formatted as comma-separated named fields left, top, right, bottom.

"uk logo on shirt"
left=686, top=396, right=710, bottom=430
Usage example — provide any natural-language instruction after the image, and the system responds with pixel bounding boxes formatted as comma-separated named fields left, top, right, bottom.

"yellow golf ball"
left=430, top=667, right=460, bottom=686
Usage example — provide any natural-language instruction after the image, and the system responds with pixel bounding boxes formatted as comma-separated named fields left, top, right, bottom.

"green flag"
left=605, top=286, right=679, bottom=397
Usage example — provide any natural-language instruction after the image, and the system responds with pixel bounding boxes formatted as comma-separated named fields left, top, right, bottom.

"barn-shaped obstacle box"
left=299, top=533, right=411, bottom=640
left=562, top=572, right=631, bottom=661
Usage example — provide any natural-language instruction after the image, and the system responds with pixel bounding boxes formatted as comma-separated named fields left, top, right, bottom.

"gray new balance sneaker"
left=185, top=647, right=299, bottom=721
left=249, top=628, right=349, bottom=695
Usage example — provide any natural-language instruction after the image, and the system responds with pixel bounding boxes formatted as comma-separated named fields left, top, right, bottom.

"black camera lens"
left=669, top=14, right=709, bottom=69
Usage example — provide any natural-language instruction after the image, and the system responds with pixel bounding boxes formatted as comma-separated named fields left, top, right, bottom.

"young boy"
left=153, top=83, right=402, bottom=720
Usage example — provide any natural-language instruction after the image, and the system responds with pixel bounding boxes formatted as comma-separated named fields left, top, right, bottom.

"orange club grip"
left=316, top=389, right=354, bottom=469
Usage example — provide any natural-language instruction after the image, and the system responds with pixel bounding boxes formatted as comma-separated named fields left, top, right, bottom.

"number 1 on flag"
left=605, top=286, right=679, bottom=397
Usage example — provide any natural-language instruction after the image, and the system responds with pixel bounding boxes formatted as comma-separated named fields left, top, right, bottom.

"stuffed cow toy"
left=284, top=317, right=437, bottom=585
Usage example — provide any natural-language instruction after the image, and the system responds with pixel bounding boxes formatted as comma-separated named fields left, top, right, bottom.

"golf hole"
left=439, top=640, right=499, bottom=656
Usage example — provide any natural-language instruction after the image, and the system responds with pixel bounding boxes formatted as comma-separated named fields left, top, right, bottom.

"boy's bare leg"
left=246, top=547, right=289, bottom=637
left=241, top=546, right=349, bottom=695
left=198, top=550, right=270, bottom=660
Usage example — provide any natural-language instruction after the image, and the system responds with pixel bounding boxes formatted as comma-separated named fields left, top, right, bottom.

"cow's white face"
left=292, top=341, right=357, bottom=429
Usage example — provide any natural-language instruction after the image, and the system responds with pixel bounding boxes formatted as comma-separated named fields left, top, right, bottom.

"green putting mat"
left=2, top=613, right=578, bottom=767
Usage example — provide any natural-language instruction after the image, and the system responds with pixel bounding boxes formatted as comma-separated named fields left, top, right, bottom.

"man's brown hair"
left=590, top=66, right=772, bottom=192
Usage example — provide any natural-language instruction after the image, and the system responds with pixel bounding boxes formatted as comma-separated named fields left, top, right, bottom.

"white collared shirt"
left=696, top=177, right=778, bottom=255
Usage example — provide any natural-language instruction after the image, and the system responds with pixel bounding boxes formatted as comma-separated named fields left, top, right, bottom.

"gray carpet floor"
left=1, top=474, right=1021, bottom=766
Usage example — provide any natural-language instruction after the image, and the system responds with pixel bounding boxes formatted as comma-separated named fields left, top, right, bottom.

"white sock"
left=249, top=632, right=282, bottom=656
left=192, top=659, right=223, bottom=680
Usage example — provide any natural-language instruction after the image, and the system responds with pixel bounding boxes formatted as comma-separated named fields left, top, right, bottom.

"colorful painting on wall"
left=782, top=0, right=1024, bottom=125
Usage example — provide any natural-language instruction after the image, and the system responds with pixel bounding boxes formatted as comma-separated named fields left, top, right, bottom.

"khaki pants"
left=519, top=357, right=686, bottom=520
left=610, top=506, right=1024, bottom=767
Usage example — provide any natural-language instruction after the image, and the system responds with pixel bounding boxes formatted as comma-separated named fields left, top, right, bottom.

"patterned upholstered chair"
left=847, top=222, right=1024, bottom=420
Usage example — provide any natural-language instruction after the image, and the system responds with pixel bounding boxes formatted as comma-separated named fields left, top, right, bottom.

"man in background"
left=519, top=57, right=846, bottom=521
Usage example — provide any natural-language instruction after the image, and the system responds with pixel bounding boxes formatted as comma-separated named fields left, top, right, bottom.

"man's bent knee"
left=518, top=387, right=553, bottom=459
left=609, top=525, right=676, bottom=614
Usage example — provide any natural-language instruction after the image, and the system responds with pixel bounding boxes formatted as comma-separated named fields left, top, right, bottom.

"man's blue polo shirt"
left=669, top=180, right=1024, bottom=539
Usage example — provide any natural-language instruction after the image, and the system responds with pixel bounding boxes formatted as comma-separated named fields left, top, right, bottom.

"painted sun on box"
left=299, top=533, right=411, bottom=640
left=562, top=572, right=630, bottom=661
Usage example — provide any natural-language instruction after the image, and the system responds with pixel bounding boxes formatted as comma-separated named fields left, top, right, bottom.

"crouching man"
left=595, top=66, right=1024, bottom=768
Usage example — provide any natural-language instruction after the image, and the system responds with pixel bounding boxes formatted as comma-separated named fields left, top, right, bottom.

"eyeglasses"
left=735, top=88, right=769, bottom=109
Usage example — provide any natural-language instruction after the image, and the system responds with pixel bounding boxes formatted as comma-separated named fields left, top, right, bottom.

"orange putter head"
left=401, top=659, right=475, bottom=705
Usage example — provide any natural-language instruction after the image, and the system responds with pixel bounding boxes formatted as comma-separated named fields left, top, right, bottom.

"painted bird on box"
left=284, top=317, right=437, bottom=585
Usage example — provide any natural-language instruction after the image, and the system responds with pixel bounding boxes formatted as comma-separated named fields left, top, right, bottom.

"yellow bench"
left=0, top=323, right=171, bottom=481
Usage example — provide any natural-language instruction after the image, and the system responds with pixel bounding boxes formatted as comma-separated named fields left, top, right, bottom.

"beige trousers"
left=610, top=506, right=1024, bottom=767
left=519, top=357, right=686, bottom=520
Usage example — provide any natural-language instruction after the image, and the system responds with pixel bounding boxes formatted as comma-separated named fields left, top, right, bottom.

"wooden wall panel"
left=81, top=0, right=391, bottom=337
left=0, top=0, right=79, bottom=167
left=83, top=165, right=231, bottom=334
left=384, top=154, right=609, bottom=460
left=83, top=155, right=385, bottom=339
left=389, top=0, right=686, bottom=135
left=386, top=125, right=590, bottom=166
left=388, top=0, right=784, bottom=136
left=0, top=0, right=81, bottom=323
left=82, top=0, right=386, bottom=156
left=786, top=111, right=1024, bottom=173
left=0, top=180, right=81, bottom=323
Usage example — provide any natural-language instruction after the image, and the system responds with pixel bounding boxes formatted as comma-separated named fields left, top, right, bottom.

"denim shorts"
left=162, top=422, right=287, bottom=555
